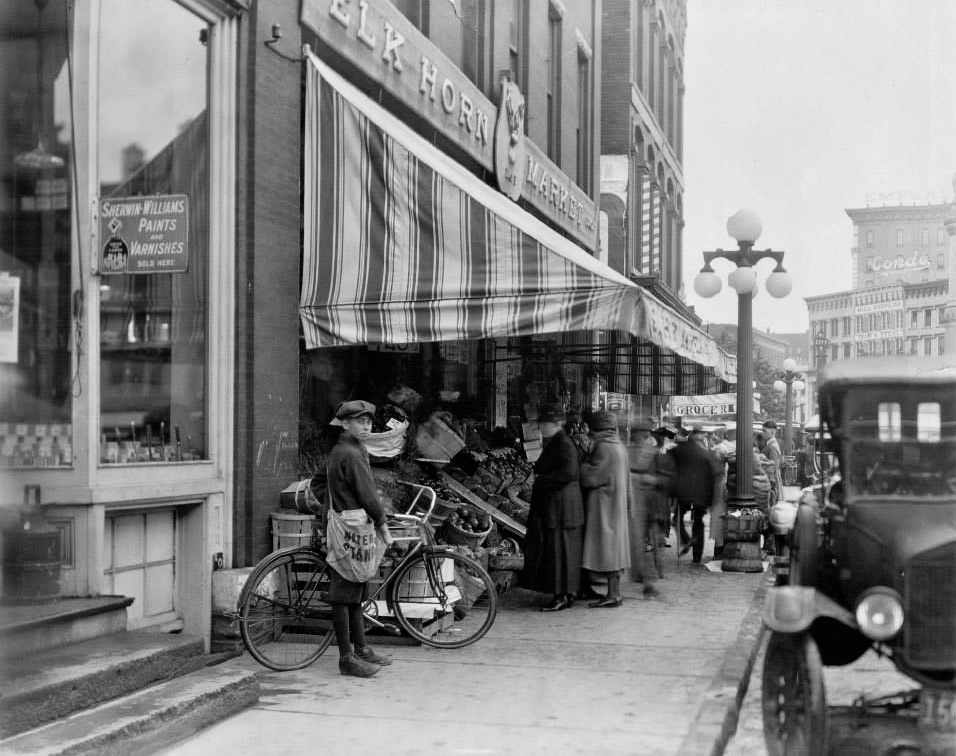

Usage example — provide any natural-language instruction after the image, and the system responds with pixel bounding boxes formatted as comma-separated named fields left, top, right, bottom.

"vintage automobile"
left=761, top=356, right=956, bottom=756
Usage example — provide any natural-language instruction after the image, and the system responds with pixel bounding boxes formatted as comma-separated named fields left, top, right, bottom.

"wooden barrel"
left=721, top=540, right=764, bottom=573
left=270, top=511, right=317, bottom=552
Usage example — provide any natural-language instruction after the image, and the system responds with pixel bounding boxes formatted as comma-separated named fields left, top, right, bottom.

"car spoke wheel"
left=762, top=631, right=828, bottom=756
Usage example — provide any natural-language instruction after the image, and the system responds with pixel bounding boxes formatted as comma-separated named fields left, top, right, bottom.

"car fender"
left=763, top=586, right=857, bottom=634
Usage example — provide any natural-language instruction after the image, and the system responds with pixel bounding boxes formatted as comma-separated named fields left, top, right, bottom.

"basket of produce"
left=722, top=507, right=766, bottom=542
left=437, top=505, right=493, bottom=547
left=488, top=537, right=524, bottom=571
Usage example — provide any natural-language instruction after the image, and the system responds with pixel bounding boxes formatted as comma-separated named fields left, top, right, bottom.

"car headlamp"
left=854, top=587, right=904, bottom=641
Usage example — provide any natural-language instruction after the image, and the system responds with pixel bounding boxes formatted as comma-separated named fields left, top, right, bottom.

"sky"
left=681, top=0, right=956, bottom=334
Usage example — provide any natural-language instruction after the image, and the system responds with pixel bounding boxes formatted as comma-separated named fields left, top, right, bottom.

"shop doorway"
left=103, top=506, right=183, bottom=631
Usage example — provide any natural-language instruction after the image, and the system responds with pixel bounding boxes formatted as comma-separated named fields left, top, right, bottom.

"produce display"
left=446, top=506, right=492, bottom=535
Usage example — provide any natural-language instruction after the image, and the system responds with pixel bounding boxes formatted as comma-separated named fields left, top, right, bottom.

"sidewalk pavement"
left=158, top=530, right=774, bottom=756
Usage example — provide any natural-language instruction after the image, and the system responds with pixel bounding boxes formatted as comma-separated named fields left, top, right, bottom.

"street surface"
left=726, top=639, right=923, bottom=756
left=159, top=540, right=765, bottom=756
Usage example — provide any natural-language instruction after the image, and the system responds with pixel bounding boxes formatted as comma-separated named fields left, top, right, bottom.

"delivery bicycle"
left=237, top=482, right=498, bottom=671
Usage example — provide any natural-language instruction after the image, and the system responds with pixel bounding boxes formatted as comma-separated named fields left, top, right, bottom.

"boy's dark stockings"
left=332, top=603, right=368, bottom=657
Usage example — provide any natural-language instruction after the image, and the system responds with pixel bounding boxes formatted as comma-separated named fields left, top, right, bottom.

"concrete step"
left=0, top=630, right=205, bottom=737
left=0, top=664, right=259, bottom=756
left=0, top=596, right=134, bottom=659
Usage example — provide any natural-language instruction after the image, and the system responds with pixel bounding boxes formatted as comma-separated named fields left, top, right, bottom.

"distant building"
left=805, top=195, right=954, bottom=412
left=599, top=0, right=687, bottom=305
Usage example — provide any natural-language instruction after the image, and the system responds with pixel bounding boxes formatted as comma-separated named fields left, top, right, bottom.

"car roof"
left=819, top=356, right=956, bottom=432
left=819, top=356, right=956, bottom=390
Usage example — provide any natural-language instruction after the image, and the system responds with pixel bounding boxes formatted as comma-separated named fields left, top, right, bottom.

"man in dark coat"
left=519, top=404, right=585, bottom=611
left=669, top=425, right=722, bottom=563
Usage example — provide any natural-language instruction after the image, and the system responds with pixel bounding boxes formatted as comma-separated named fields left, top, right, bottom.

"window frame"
left=77, top=0, right=236, bottom=491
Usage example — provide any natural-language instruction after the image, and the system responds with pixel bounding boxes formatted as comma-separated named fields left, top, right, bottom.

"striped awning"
left=300, top=51, right=735, bottom=383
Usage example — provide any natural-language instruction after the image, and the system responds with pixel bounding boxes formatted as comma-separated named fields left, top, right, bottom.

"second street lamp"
left=694, top=209, right=792, bottom=506
left=773, top=358, right=806, bottom=457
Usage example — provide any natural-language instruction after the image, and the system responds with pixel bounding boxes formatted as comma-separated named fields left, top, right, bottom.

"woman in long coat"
left=580, top=411, right=631, bottom=607
left=518, top=404, right=584, bottom=612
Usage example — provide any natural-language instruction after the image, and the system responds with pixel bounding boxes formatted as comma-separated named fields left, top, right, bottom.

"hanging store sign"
left=670, top=393, right=737, bottom=416
left=302, top=0, right=494, bottom=170
left=97, top=195, right=189, bottom=274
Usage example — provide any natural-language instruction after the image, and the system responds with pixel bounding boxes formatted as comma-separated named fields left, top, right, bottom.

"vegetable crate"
left=722, top=511, right=766, bottom=542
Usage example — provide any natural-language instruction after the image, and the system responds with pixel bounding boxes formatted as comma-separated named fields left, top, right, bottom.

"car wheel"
left=762, top=631, right=828, bottom=756
left=789, top=505, right=818, bottom=587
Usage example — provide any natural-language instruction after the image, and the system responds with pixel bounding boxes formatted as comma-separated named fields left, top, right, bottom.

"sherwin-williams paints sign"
left=98, top=194, right=189, bottom=274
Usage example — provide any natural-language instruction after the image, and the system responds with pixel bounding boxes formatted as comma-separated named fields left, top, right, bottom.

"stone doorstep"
left=0, top=630, right=206, bottom=738
left=0, top=665, right=259, bottom=756
left=0, top=596, right=135, bottom=659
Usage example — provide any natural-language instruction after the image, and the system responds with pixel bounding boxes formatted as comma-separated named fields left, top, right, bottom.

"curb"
left=676, top=570, right=773, bottom=756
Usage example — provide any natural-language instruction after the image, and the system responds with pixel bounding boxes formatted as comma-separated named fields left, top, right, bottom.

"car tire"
left=762, top=631, right=828, bottom=756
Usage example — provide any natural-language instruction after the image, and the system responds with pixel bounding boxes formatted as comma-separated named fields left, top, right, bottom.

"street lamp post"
left=694, top=209, right=793, bottom=506
left=773, top=358, right=806, bottom=456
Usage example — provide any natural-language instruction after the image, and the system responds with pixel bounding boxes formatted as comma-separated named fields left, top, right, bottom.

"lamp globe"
left=765, top=270, right=793, bottom=298
left=694, top=270, right=722, bottom=298
left=728, top=266, right=757, bottom=294
left=727, top=209, right=762, bottom=244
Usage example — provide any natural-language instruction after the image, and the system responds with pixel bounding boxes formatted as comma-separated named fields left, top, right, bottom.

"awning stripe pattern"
left=300, top=51, right=735, bottom=383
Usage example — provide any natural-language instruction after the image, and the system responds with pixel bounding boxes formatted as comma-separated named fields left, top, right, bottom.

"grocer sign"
left=98, top=195, right=188, bottom=274
left=670, top=393, right=737, bottom=417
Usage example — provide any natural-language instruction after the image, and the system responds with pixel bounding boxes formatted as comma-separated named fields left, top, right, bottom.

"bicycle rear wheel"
left=388, top=549, right=497, bottom=649
left=238, top=548, right=334, bottom=671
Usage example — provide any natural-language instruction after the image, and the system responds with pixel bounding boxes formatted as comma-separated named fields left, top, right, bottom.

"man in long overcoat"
left=669, top=426, right=722, bottom=563
left=518, top=404, right=584, bottom=611
left=580, top=411, right=630, bottom=607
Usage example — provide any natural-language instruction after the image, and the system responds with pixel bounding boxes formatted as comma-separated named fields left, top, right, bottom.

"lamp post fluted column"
left=734, top=263, right=755, bottom=504
left=693, top=210, right=793, bottom=507
left=773, top=359, right=806, bottom=457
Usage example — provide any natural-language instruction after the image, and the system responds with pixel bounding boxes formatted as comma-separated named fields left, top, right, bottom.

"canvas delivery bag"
left=325, top=507, right=386, bottom=583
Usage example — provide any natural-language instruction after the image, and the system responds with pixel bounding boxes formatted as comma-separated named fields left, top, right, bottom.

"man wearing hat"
left=326, top=400, right=394, bottom=677
left=761, top=420, right=784, bottom=503
left=669, top=424, right=722, bottom=563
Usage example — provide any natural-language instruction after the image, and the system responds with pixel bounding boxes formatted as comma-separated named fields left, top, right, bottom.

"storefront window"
left=97, top=0, right=209, bottom=464
left=0, top=1, right=74, bottom=468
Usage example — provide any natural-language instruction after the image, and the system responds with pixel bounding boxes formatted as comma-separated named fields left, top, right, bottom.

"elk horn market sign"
left=98, top=195, right=189, bottom=274
left=301, top=0, right=598, bottom=250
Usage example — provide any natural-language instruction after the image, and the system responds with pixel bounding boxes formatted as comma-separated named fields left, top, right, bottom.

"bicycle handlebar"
left=396, top=481, right=437, bottom=521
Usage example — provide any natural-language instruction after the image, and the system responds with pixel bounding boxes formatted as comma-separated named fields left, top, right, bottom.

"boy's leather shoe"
left=355, top=646, right=392, bottom=666
left=339, top=654, right=380, bottom=677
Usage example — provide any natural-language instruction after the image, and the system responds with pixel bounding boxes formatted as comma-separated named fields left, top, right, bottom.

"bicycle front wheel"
left=237, top=548, right=334, bottom=671
left=388, top=549, right=497, bottom=649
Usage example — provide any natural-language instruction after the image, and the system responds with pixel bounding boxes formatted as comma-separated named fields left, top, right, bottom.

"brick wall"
left=233, top=2, right=305, bottom=565
left=601, top=0, right=631, bottom=154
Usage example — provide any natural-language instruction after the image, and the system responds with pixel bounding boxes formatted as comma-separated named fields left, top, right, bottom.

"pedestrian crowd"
left=519, top=404, right=788, bottom=612
left=317, top=398, right=792, bottom=677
